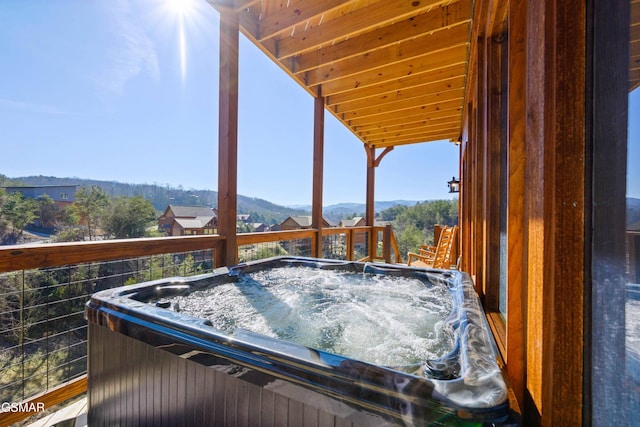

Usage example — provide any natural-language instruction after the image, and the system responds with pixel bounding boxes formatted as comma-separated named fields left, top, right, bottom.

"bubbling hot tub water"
left=87, top=257, right=510, bottom=426
left=161, top=266, right=456, bottom=370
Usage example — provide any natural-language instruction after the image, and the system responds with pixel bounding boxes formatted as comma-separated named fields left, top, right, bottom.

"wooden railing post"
left=311, top=232, right=318, bottom=258
left=383, top=224, right=392, bottom=263
left=347, top=229, right=354, bottom=261
left=434, top=224, right=443, bottom=246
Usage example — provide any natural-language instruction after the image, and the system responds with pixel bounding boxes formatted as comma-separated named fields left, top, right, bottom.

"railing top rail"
left=237, top=229, right=316, bottom=245
left=321, top=226, right=372, bottom=235
left=0, top=225, right=398, bottom=273
left=0, top=235, right=225, bottom=273
left=236, top=226, right=375, bottom=242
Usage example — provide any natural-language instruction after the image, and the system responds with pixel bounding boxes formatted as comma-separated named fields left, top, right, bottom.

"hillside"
left=292, top=200, right=420, bottom=216
left=10, top=175, right=308, bottom=225
left=314, top=201, right=422, bottom=223
left=7, top=176, right=638, bottom=227
left=8, top=176, right=427, bottom=224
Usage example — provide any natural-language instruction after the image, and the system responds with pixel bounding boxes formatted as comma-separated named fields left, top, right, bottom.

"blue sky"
left=0, top=0, right=460, bottom=207
left=0, top=0, right=637, bottom=206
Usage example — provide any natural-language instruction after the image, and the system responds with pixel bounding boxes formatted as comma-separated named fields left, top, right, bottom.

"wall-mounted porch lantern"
left=448, top=177, right=460, bottom=193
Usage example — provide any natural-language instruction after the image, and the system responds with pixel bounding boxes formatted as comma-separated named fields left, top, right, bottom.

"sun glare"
left=166, top=0, right=194, bottom=16
left=163, top=0, right=196, bottom=82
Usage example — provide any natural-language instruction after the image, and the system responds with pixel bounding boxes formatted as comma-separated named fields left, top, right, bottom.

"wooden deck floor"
left=23, top=397, right=86, bottom=427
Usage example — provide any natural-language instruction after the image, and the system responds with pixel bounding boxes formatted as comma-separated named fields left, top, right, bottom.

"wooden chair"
left=407, top=225, right=458, bottom=269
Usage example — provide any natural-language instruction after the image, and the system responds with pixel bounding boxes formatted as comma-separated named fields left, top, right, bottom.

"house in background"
left=338, top=217, right=365, bottom=228
left=158, top=205, right=218, bottom=236
left=269, top=223, right=282, bottom=232
left=237, top=214, right=253, bottom=223
left=249, top=223, right=268, bottom=232
left=280, top=215, right=333, bottom=230
left=2, top=185, right=77, bottom=209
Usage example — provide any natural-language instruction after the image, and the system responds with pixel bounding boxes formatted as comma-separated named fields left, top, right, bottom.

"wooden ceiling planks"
left=206, top=0, right=473, bottom=147
left=357, top=115, right=461, bottom=136
left=258, top=0, right=355, bottom=41
left=290, top=3, right=470, bottom=74
left=326, top=64, right=467, bottom=105
left=301, top=24, right=470, bottom=87
left=278, top=0, right=458, bottom=60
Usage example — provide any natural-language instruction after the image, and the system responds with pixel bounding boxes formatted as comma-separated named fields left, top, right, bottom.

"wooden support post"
left=312, top=88, right=325, bottom=258
left=365, top=146, right=376, bottom=260
left=365, top=146, right=375, bottom=226
left=484, top=32, right=506, bottom=312
left=475, top=35, right=486, bottom=297
left=506, top=0, right=527, bottom=409
left=216, top=8, right=239, bottom=267
left=364, top=145, right=393, bottom=260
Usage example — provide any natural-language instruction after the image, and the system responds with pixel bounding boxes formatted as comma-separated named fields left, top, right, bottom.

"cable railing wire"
left=0, top=249, right=214, bottom=404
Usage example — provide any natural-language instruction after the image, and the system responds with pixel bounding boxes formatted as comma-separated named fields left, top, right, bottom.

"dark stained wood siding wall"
left=461, top=0, right=588, bottom=423
left=588, top=0, right=631, bottom=425
left=88, top=324, right=385, bottom=427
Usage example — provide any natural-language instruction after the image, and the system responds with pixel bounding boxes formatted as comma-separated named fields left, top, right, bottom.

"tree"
left=1, top=192, right=38, bottom=237
left=0, top=189, right=7, bottom=236
left=36, top=194, right=58, bottom=228
left=102, top=196, right=157, bottom=239
left=255, top=243, right=287, bottom=260
left=379, top=199, right=458, bottom=255
left=72, top=186, right=109, bottom=240
left=378, top=204, right=408, bottom=221
left=52, top=227, right=85, bottom=242
left=397, top=224, right=427, bottom=259
left=0, top=174, right=19, bottom=187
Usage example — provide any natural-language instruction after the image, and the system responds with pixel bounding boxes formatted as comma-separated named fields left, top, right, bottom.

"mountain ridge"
left=8, top=175, right=638, bottom=226
left=6, top=176, right=421, bottom=224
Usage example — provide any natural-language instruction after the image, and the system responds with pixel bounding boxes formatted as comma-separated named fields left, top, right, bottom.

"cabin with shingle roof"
left=280, top=215, right=333, bottom=230
left=158, top=205, right=218, bottom=236
left=339, top=217, right=365, bottom=228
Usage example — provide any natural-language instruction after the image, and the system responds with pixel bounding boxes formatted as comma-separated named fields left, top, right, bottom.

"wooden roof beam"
left=334, top=76, right=465, bottom=113
left=363, top=127, right=461, bottom=145
left=347, top=101, right=462, bottom=127
left=356, top=117, right=462, bottom=138
left=301, top=24, right=470, bottom=86
left=342, top=91, right=464, bottom=123
left=339, top=89, right=464, bottom=120
left=319, top=44, right=469, bottom=96
left=357, top=116, right=461, bottom=137
left=277, top=0, right=456, bottom=59
left=289, top=0, right=472, bottom=68
left=353, top=113, right=462, bottom=134
left=233, top=0, right=261, bottom=12
left=326, top=63, right=467, bottom=105
left=365, top=132, right=459, bottom=148
left=258, top=0, right=356, bottom=42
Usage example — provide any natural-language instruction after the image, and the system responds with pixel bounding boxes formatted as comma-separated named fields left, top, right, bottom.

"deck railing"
left=0, top=226, right=399, bottom=426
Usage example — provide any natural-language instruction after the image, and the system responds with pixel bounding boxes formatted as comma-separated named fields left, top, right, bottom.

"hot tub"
left=86, top=257, right=510, bottom=426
